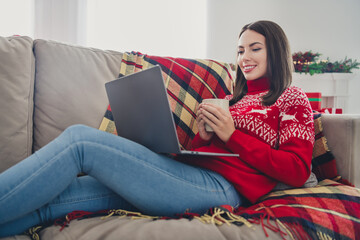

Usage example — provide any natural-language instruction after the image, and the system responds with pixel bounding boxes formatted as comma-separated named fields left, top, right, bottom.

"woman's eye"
left=238, top=51, right=244, bottom=55
left=253, top=48, right=261, bottom=52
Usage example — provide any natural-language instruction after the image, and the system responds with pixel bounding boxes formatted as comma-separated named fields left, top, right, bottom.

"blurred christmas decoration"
left=292, top=51, right=359, bottom=75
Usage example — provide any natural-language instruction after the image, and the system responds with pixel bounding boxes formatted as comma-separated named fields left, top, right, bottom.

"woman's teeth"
left=244, top=66, right=255, bottom=71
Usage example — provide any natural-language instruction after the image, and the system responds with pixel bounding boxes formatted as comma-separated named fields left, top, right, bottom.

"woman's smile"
left=243, top=65, right=256, bottom=73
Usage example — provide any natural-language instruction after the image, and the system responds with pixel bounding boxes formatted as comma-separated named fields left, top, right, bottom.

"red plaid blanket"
left=234, top=180, right=360, bottom=239
left=27, top=180, right=359, bottom=240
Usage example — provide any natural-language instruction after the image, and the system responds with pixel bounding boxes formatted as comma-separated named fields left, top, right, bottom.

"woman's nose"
left=242, top=50, right=250, bottom=61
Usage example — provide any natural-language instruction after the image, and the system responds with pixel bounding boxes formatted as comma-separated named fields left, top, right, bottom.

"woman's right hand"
left=196, top=103, right=214, bottom=141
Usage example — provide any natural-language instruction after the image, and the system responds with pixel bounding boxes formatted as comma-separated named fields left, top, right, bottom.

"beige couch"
left=1, top=36, right=360, bottom=240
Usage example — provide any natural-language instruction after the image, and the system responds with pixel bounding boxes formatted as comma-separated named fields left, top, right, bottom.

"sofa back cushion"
left=321, top=114, right=360, bottom=187
left=33, top=40, right=123, bottom=151
left=0, top=36, right=35, bottom=172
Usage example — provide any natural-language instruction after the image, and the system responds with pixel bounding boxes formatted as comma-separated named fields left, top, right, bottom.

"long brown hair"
left=230, top=20, right=293, bottom=106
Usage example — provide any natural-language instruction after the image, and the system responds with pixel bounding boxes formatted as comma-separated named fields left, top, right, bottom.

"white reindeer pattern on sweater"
left=226, top=86, right=314, bottom=149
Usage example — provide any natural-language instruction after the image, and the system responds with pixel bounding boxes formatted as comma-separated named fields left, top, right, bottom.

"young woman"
left=0, top=20, right=316, bottom=237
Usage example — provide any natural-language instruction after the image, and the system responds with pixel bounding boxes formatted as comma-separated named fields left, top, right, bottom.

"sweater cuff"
left=191, top=134, right=211, bottom=149
left=225, top=130, right=246, bottom=152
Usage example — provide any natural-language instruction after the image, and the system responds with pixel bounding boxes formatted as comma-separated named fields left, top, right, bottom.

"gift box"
left=321, top=108, right=343, bottom=114
left=305, top=92, right=322, bottom=111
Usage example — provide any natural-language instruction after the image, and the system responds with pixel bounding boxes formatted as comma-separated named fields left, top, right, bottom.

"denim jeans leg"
left=0, top=175, right=137, bottom=236
left=0, top=124, right=242, bottom=236
left=63, top=125, right=243, bottom=216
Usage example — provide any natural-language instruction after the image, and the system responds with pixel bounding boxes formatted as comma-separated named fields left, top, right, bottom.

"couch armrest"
left=321, top=114, right=360, bottom=187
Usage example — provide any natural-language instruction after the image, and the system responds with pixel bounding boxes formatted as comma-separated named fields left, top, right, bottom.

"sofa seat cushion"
left=0, top=36, right=34, bottom=172
left=19, top=216, right=286, bottom=240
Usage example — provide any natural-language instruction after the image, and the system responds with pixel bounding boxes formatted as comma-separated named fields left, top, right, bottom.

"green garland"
left=292, top=51, right=359, bottom=75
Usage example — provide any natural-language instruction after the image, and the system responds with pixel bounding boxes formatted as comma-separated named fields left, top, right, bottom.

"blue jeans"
left=0, top=125, right=242, bottom=237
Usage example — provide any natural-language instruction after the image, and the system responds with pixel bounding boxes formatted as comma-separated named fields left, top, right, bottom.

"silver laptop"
left=105, top=65, right=239, bottom=157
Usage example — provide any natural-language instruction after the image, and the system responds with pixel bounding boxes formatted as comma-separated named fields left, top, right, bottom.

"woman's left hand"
left=197, top=103, right=236, bottom=143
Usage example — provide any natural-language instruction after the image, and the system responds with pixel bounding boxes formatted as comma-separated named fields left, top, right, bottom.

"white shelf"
left=291, top=73, right=354, bottom=112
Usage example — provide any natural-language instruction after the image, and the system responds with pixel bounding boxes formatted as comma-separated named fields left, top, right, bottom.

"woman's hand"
left=196, top=103, right=236, bottom=143
left=196, top=104, right=214, bottom=141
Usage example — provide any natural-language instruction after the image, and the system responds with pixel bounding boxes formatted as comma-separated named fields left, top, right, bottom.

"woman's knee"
left=64, top=124, right=91, bottom=133
left=60, top=124, right=99, bottom=144
left=63, top=124, right=96, bottom=136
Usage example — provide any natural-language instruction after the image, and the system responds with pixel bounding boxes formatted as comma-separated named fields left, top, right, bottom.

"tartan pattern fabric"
left=99, top=52, right=234, bottom=150
left=98, top=105, right=117, bottom=135
left=311, top=112, right=342, bottom=183
left=236, top=179, right=360, bottom=240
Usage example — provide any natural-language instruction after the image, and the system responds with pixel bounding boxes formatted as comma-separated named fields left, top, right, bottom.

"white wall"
left=85, top=0, right=207, bottom=58
left=33, top=0, right=87, bottom=45
left=207, top=0, right=360, bottom=113
left=24, top=0, right=208, bottom=59
left=0, top=0, right=34, bottom=37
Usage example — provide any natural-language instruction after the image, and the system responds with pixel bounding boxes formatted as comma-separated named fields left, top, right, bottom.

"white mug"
left=201, top=98, right=229, bottom=132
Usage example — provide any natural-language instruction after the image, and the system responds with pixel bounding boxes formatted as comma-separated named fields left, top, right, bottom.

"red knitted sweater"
left=177, top=77, right=315, bottom=204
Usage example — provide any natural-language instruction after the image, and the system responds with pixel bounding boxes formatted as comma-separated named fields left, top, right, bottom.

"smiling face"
left=237, top=30, right=268, bottom=81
